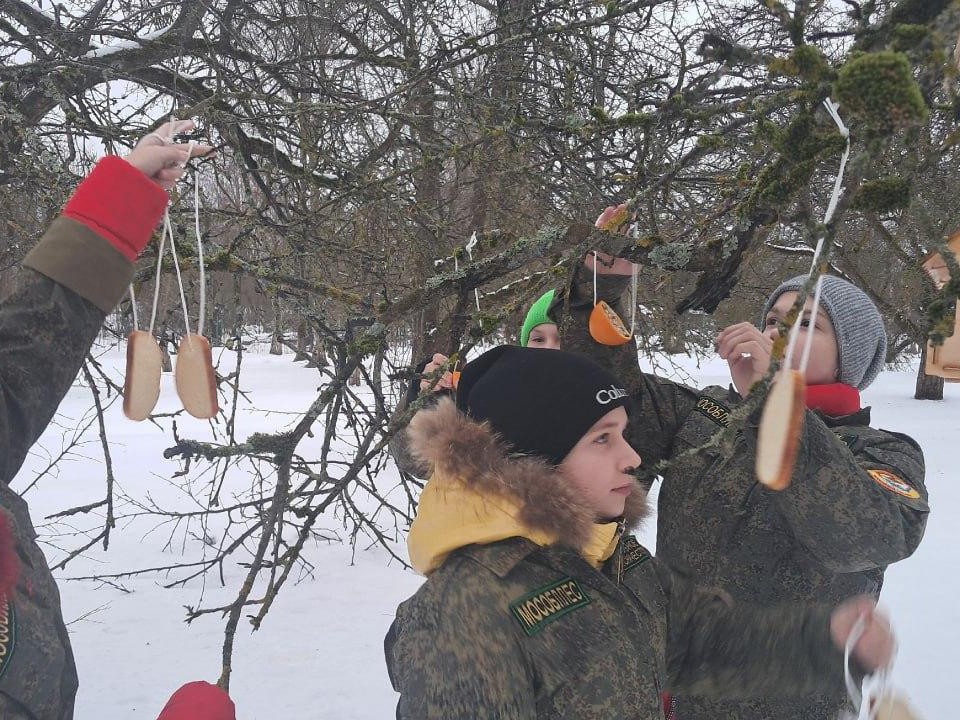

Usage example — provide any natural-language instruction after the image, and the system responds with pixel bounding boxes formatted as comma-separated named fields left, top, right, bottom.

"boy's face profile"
left=559, top=406, right=642, bottom=521
left=763, top=291, right=840, bottom=385
left=526, top=322, right=561, bottom=350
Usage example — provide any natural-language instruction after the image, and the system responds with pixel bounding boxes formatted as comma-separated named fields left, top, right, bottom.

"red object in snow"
left=156, top=681, right=236, bottom=720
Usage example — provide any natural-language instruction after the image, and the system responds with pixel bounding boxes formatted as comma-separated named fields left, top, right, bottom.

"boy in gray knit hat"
left=557, top=255, right=929, bottom=720
left=760, top=274, right=887, bottom=390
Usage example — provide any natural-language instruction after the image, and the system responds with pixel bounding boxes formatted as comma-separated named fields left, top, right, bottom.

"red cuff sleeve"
left=0, top=512, right=19, bottom=603
left=157, top=681, right=235, bottom=720
left=63, top=155, right=169, bottom=261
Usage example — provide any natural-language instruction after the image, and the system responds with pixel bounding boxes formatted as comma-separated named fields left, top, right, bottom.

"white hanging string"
left=165, top=212, right=193, bottom=347
left=783, top=272, right=824, bottom=374
left=126, top=120, right=204, bottom=344
left=844, top=614, right=869, bottom=713
left=130, top=119, right=181, bottom=337
left=592, top=250, right=599, bottom=307
left=128, top=120, right=179, bottom=333
left=128, top=285, right=140, bottom=330
left=782, top=98, right=851, bottom=375
left=148, top=223, right=168, bottom=335
left=190, top=141, right=206, bottom=337
left=159, top=139, right=206, bottom=348
left=591, top=250, right=638, bottom=335
left=797, top=274, right=826, bottom=373
left=465, top=231, right=481, bottom=312
left=821, top=98, right=851, bottom=226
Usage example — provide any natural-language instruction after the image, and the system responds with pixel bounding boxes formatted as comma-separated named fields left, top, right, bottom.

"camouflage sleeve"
left=557, top=266, right=699, bottom=475
left=659, top=563, right=850, bottom=699
left=0, top=266, right=105, bottom=484
left=385, top=570, right=536, bottom=719
left=765, top=413, right=928, bottom=572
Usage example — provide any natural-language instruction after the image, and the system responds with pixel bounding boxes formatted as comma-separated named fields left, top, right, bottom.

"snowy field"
left=11, top=343, right=957, bottom=718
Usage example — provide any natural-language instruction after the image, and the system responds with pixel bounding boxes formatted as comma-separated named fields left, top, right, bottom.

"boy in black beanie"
left=386, top=345, right=894, bottom=720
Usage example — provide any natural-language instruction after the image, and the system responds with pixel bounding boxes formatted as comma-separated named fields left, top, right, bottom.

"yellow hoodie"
left=408, top=474, right=622, bottom=575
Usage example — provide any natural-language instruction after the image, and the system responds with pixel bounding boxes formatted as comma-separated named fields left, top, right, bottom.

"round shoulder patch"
left=868, top=469, right=921, bottom=499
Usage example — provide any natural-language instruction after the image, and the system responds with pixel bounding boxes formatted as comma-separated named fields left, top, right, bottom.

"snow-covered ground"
left=12, top=344, right=956, bottom=718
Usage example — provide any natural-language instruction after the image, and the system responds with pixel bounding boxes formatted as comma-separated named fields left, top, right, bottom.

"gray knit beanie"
left=759, top=275, right=887, bottom=390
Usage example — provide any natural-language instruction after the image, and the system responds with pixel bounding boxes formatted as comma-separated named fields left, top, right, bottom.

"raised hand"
left=716, top=322, right=774, bottom=396
left=125, top=119, right=214, bottom=190
left=830, top=596, right=896, bottom=673
left=420, top=353, right=454, bottom=393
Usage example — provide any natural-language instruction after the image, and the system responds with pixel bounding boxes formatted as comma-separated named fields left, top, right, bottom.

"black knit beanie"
left=456, top=346, right=630, bottom=465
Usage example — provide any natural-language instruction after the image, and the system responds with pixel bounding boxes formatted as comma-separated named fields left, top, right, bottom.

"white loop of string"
left=783, top=98, right=850, bottom=374
left=132, top=129, right=205, bottom=348
left=129, top=122, right=181, bottom=334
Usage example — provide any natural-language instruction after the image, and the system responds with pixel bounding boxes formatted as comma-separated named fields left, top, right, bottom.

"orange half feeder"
left=589, top=300, right=632, bottom=346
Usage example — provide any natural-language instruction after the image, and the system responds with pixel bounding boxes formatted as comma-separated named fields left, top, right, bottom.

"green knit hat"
left=520, top=289, right=558, bottom=347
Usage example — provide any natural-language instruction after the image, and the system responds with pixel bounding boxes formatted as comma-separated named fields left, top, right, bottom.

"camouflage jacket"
left=385, top=398, right=853, bottom=720
left=0, top=160, right=165, bottom=719
left=558, top=271, right=929, bottom=720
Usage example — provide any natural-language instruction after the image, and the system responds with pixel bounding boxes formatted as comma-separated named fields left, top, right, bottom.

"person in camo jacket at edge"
left=0, top=119, right=211, bottom=719
left=554, top=206, right=928, bottom=720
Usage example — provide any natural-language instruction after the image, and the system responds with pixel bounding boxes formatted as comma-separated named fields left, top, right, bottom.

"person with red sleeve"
left=0, top=119, right=210, bottom=719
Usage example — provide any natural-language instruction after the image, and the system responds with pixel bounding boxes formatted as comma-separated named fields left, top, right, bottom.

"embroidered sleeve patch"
left=868, top=469, right=921, bottom=499
left=509, top=578, right=591, bottom=637
left=694, top=396, right=731, bottom=428
left=0, top=599, right=16, bottom=680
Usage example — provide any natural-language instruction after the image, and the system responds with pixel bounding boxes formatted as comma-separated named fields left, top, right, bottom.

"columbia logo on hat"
left=595, top=386, right=628, bottom=404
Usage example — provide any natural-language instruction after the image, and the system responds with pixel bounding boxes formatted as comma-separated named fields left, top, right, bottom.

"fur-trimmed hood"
left=406, top=397, right=647, bottom=574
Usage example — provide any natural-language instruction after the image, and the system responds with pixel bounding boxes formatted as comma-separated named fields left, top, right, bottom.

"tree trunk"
left=311, top=334, right=328, bottom=369
left=914, top=341, right=944, bottom=400
left=295, top=320, right=311, bottom=362
left=269, top=297, right=283, bottom=355
left=159, top=327, right=174, bottom=373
